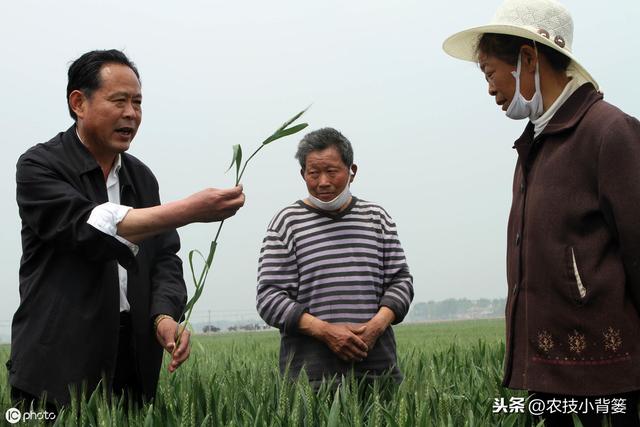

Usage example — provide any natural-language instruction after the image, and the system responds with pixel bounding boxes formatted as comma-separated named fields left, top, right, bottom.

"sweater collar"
left=297, top=196, right=358, bottom=219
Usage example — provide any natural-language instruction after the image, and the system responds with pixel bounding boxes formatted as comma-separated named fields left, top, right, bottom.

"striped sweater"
left=256, top=197, right=414, bottom=384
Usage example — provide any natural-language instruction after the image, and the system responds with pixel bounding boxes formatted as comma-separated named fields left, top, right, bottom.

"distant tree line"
left=201, top=322, right=270, bottom=333
left=407, top=298, right=505, bottom=322
left=195, top=298, right=507, bottom=333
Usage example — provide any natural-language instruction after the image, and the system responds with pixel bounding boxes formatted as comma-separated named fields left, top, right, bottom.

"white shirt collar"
left=112, top=153, right=122, bottom=175
left=531, top=70, right=588, bottom=138
left=106, top=154, right=122, bottom=188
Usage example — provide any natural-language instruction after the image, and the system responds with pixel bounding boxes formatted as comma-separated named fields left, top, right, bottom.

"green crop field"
left=0, top=319, right=561, bottom=426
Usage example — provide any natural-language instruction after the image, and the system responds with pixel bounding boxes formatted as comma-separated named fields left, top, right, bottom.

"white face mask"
left=308, top=177, right=353, bottom=212
left=506, top=49, right=543, bottom=121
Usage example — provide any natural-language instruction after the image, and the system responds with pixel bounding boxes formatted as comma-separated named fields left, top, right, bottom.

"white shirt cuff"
left=87, top=202, right=139, bottom=255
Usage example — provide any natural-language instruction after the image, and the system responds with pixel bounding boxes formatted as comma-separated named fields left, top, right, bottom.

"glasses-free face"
left=72, top=63, right=142, bottom=157
left=302, top=146, right=356, bottom=202
left=479, top=48, right=537, bottom=113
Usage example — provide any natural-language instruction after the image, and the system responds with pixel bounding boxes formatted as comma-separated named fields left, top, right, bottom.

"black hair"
left=66, top=49, right=140, bottom=120
left=295, top=128, right=354, bottom=169
left=476, top=33, right=571, bottom=71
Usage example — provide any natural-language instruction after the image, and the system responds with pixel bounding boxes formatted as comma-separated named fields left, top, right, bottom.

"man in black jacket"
left=8, top=49, right=245, bottom=409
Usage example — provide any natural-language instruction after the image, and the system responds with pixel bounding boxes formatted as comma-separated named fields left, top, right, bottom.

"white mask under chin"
left=506, top=50, right=544, bottom=121
left=308, top=184, right=352, bottom=212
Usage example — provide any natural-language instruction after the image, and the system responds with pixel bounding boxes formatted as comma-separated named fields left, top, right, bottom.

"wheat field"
left=0, top=319, right=546, bottom=426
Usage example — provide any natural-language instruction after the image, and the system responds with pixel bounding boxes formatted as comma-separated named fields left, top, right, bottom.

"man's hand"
left=183, top=185, right=245, bottom=223
left=352, top=307, right=396, bottom=351
left=155, top=317, right=191, bottom=373
left=117, top=185, right=245, bottom=242
left=321, top=323, right=369, bottom=362
left=298, top=313, right=368, bottom=362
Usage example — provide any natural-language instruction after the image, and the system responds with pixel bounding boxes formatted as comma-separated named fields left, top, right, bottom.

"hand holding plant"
left=156, top=317, right=191, bottom=372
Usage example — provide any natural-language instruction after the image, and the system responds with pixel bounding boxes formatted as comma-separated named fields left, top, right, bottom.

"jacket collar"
left=513, top=83, right=603, bottom=160
left=62, top=125, right=102, bottom=175
left=540, top=83, right=603, bottom=136
left=62, top=125, right=137, bottom=197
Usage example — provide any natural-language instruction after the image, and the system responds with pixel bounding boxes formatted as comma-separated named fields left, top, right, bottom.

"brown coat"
left=504, top=83, right=640, bottom=396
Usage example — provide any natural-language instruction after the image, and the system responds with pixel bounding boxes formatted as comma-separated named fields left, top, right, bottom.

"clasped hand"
left=322, top=319, right=386, bottom=363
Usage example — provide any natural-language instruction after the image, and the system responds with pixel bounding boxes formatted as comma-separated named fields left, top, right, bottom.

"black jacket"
left=8, top=125, right=186, bottom=405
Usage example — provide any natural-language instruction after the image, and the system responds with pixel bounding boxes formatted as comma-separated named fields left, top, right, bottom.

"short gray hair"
left=295, top=127, right=354, bottom=169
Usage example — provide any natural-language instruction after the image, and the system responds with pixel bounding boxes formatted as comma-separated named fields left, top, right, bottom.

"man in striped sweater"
left=256, top=127, right=414, bottom=388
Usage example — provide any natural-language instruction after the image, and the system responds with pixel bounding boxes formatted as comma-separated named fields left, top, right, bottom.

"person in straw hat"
left=444, top=0, right=640, bottom=425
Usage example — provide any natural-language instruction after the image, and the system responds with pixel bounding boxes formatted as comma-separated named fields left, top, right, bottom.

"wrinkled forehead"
left=478, top=51, right=489, bottom=70
left=306, top=147, right=348, bottom=168
left=478, top=52, right=496, bottom=72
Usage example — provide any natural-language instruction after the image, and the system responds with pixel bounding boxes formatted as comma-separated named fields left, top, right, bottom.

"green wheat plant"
left=1, top=320, right=554, bottom=426
left=174, top=108, right=309, bottom=350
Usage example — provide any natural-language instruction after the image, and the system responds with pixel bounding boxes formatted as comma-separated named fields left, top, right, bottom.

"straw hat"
left=442, top=0, right=598, bottom=90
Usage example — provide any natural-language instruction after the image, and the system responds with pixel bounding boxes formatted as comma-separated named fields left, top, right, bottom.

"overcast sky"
left=0, top=1, right=639, bottom=334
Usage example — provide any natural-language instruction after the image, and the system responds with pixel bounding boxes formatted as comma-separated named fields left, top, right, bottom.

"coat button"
left=513, top=282, right=519, bottom=295
left=516, top=233, right=521, bottom=246
left=520, top=182, right=525, bottom=193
